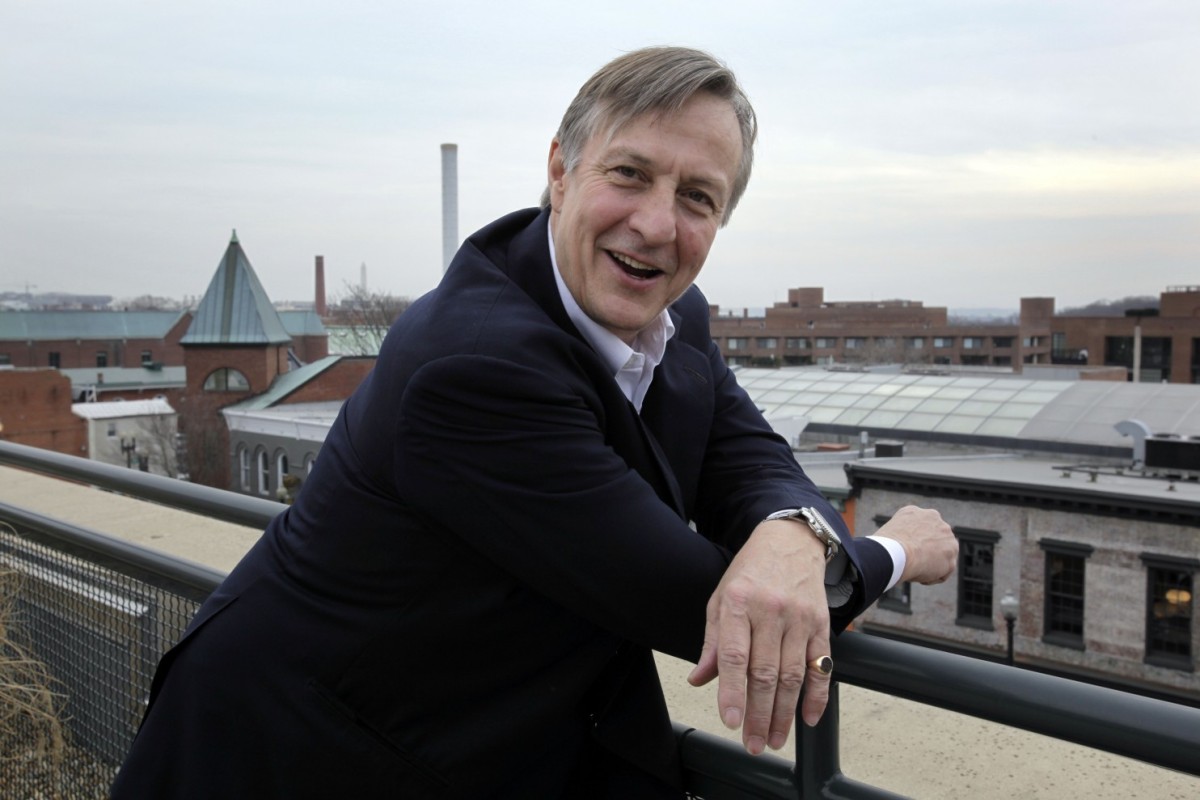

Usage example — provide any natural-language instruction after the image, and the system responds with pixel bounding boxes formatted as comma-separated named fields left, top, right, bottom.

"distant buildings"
left=0, top=231, right=371, bottom=490
left=710, top=285, right=1200, bottom=384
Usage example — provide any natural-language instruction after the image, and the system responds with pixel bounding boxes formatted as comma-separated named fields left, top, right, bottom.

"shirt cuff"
left=866, top=535, right=906, bottom=590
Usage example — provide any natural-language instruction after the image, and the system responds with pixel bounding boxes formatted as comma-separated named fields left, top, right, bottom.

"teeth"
left=611, top=251, right=659, bottom=275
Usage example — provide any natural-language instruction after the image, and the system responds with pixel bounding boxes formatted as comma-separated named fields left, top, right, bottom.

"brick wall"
left=283, top=358, right=375, bottom=404
left=0, top=370, right=87, bottom=456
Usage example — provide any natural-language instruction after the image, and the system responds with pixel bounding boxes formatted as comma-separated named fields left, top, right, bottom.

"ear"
left=547, top=139, right=566, bottom=210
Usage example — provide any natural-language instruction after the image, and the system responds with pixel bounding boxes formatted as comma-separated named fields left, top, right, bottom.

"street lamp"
left=119, top=436, right=138, bottom=469
left=1000, top=591, right=1019, bottom=666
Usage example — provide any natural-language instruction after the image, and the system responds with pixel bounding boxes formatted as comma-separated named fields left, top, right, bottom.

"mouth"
left=608, top=250, right=664, bottom=281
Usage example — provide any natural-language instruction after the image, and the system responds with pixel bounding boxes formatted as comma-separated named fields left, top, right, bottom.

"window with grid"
left=1141, top=554, right=1196, bottom=671
left=955, top=527, right=999, bottom=629
left=1040, top=540, right=1092, bottom=649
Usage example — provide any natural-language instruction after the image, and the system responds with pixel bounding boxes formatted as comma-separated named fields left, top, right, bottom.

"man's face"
left=548, top=93, right=743, bottom=344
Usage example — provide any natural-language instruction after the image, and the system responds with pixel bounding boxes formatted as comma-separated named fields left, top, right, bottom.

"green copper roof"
left=277, top=310, right=327, bottom=336
left=0, top=310, right=185, bottom=342
left=181, top=231, right=292, bottom=346
left=225, top=355, right=343, bottom=410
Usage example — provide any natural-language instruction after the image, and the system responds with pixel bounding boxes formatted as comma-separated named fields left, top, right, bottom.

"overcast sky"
left=3, top=1, right=1198, bottom=312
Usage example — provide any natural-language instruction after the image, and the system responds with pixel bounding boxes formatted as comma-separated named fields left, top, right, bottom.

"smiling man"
left=113, top=47, right=956, bottom=799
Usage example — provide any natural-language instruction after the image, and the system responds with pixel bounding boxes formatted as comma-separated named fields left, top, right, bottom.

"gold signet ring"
left=808, top=656, right=834, bottom=675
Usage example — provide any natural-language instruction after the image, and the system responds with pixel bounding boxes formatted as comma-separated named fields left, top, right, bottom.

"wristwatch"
left=764, top=507, right=842, bottom=563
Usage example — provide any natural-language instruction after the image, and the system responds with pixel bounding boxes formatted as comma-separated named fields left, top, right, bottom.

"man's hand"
left=687, top=518, right=831, bottom=755
left=877, top=505, right=958, bottom=585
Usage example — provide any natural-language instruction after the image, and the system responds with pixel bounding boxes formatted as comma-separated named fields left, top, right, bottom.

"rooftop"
left=71, top=398, right=175, bottom=420
left=181, top=231, right=292, bottom=346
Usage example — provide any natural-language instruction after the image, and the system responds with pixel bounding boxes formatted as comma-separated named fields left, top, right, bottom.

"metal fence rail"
left=2, top=439, right=1200, bottom=799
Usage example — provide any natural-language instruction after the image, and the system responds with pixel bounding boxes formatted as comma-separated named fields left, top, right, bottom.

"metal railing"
left=2, top=439, right=1199, bottom=799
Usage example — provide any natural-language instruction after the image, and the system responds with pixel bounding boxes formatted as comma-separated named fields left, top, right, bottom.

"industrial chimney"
left=441, top=143, right=458, bottom=273
left=314, top=255, right=327, bottom=317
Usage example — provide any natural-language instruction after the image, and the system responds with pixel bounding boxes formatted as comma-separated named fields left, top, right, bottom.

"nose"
left=628, top=185, right=677, bottom=246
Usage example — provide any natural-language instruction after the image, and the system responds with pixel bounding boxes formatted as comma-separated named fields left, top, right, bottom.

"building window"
left=755, top=337, right=778, bottom=349
left=304, top=453, right=317, bottom=476
left=1107, top=336, right=1172, bottom=382
left=933, top=337, right=954, bottom=349
left=726, top=337, right=749, bottom=351
left=785, top=337, right=809, bottom=350
left=1141, top=554, right=1196, bottom=670
left=955, top=527, right=1000, bottom=629
left=992, top=337, right=1014, bottom=348
left=962, top=337, right=983, bottom=350
left=814, top=337, right=837, bottom=349
left=256, top=449, right=269, bottom=496
left=276, top=451, right=289, bottom=494
left=106, top=422, right=117, bottom=438
left=238, top=447, right=250, bottom=491
left=48, top=352, right=61, bottom=368
left=203, top=367, right=250, bottom=392
left=1040, top=540, right=1093, bottom=649
left=96, top=351, right=108, bottom=367
left=906, top=337, right=925, bottom=349
left=845, top=337, right=865, bottom=350
left=141, top=350, right=153, bottom=365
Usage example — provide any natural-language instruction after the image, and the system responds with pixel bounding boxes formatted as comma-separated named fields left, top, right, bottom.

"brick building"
left=166, top=231, right=372, bottom=490
left=221, top=355, right=376, bottom=500
left=0, top=297, right=325, bottom=374
left=1051, top=286, right=1200, bottom=384
left=0, top=369, right=87, bottom=457
left=0, top=310, right=190, bottom=369
left=711, top=286, right=1200, bottom=384
left=710, top=287, right=1051, bottom=369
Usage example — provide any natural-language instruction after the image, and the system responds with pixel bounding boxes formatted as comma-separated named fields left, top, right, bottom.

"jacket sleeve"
left=393, top=353, right=731, bottom=662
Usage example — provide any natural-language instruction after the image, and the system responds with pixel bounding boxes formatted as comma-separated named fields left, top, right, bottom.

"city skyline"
left=4, top=1, right=1197, bottom=311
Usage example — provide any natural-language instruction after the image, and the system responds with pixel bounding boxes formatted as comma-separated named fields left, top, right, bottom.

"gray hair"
left=540, top=46, right=758, bottom=226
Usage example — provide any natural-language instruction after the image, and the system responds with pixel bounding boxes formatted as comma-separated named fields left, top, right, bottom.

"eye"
left=682, top=188, right=715, bottom=209
left=612, top=165, right=640, bottom=180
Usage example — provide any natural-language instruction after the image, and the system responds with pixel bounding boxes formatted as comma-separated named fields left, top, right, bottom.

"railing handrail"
left=3, top=438, right=1200, bottom=797
left=830, top=630, right=1200, bottom=778
left=0, top=439, right=282, bottom=529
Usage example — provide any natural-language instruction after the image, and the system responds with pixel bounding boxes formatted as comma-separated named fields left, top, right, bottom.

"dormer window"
left=202, top=367, right=250, bottom=392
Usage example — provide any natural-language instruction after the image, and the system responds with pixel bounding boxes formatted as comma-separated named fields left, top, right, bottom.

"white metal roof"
left=71, top=398, right=176, bottom=419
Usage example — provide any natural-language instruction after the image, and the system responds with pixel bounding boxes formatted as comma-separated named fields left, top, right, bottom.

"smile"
left=609, top=251, right=663, bottom=280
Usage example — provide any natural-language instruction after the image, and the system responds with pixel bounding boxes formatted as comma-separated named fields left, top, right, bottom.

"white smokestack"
left=360, top=262, right=367, bottom=293
left=441, top=143, right=458, bottom=273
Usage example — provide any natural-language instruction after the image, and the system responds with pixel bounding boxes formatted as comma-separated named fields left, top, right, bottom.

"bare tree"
left=138, top=413, right=182, bottom=478
left=327, top=283, right=411, bottom=356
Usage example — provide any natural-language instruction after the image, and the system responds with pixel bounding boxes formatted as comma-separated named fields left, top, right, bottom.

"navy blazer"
left=113, top=208, right=892, bottom=799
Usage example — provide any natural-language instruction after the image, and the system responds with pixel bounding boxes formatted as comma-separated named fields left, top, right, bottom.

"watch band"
left=764, top=507, right=842, bottom=563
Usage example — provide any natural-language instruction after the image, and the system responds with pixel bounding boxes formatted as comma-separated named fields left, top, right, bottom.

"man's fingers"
left=739, top=616, right=785, bottom=755
left=800, top=650, right=833, bottom=727
left=712, top=604, right=752, bottom=731
left=764, top=628, right=810, bottom=751
left=687, top=617, right=719, bottom=687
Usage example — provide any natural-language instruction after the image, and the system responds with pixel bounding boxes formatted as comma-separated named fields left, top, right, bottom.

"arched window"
left=303, top=453, right=317, bottom=476
left=256, top=448, right=269, bottom=496
left=237, top=446, right=250, bottom=491
left=203, top=368, right=250, bottom=392
left=275, top=451, right=289, bottom=494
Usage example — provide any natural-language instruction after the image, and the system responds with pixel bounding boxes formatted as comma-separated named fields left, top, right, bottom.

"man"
left=113, top=47, right=956, bottom=798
